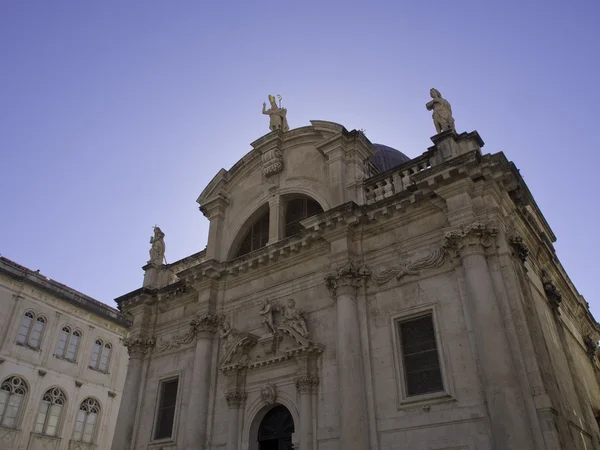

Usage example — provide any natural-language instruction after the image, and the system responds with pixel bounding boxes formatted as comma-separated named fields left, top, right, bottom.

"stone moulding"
left=371, top=247, right=446, bottom=285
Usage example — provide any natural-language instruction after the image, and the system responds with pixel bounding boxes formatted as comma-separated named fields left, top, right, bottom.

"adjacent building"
left=113, top=93, right=600, bottom=450
left=0, top=257, right=130, bottom=450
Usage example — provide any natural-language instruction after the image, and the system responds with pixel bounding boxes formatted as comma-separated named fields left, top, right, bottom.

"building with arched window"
left=0, top=256, right=130, bottom=450
left=113, top=105, right=600, bottom=450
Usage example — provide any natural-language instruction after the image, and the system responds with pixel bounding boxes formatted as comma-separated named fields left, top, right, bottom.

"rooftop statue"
left=262, top=94, right=289, bottom=132
left=426, top=88, right=455, bottom=134
left=149, top=226, right=166, bottom=265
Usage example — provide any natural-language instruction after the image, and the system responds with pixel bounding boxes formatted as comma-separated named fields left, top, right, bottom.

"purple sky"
left=1, top=2, right=599, bottom=316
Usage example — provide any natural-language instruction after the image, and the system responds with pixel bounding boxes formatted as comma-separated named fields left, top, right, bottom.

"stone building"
left=0, top=257, right=130, bottom=450
left=113, top=93, right=600, bottom=450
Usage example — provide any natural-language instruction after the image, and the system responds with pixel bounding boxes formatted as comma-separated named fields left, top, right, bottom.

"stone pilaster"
left=111, top=336, right=155, bottom=450
left=267, top=194, right=284, bottom=244
left=184, top=312, right=221, bottom=449
left=225, top=390, right=247, bottom=450
left=444, top=223, right=535, bottom=450
left=295, top=376, right=318, bottom=450
left=324, top=262, right=370, bottom=450
left=200, top=194, right=230, bottom=261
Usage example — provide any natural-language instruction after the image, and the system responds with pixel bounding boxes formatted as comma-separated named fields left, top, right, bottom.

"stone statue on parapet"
left=262, top=94, right=289, bottom=132
left=426, top=88, right=455, bottom=134
left=259, top=299, right=277, bottom=335
left=149, top=226, right=166, bottom=265
left=282, top=298, right=309, bottom=337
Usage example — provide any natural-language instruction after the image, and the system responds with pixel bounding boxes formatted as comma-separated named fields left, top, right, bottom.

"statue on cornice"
left=262, top=94, right=289, bottom=132
left=282, top=299, right=308, bottom=337
left=149, top=226, right=166, bottom=265
left=219, top=320, right=238, bottom=352
left=426, top=88, right=455, bottom=134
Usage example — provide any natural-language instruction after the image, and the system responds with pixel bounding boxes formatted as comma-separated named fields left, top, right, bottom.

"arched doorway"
left=257, top=404, right=294, bottom=450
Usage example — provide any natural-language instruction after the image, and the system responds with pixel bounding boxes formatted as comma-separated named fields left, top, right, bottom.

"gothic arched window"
left=89, top=339, right=112, bottom=373
left=72, top=398, right=100, bottom=444
left=16, top=311, right=46, bottom=349
left=284, top=197, right=323, bottom=237
left=0, top=376, right=28, bottom=428
left=34, top=387, right=66, bottom=436
left=236, top=211, right=270, bottom=257
left=55, top=326, right=82, bottom=362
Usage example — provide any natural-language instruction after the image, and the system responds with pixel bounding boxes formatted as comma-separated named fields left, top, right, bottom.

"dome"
left=370, top=143, right=411, bottom=172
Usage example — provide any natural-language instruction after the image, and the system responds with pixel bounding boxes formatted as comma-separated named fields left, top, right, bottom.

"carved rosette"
left=123, top=336, right=156, bottom=359
left=444, top=223, right=497, bottom=259
left=262, top=148, right=283, bottom=177
left=225, top=390, right=247, bottom=408
left=295, top=375, right=319, bottom=395
left=324, top=261, right=370, bottom=297
left=541, top=270, right=562, bottom=311
left=509, top=234, right=529, bottom=264
left=260, top=383, right=277, bottom=405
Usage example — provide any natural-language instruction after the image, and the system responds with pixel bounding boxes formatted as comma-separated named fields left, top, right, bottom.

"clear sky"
left=1, top=1, right=599, bottom=316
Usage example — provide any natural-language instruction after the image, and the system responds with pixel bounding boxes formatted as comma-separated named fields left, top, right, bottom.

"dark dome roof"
left=370, top=143, right=411, bottom=172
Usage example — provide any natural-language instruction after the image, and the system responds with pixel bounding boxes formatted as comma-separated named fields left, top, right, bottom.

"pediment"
left=197, top=168, right=229, bottom=205
left=219, top=324, right=324, bottom=372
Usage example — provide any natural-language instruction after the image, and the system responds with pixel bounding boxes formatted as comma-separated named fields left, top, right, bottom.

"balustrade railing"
left=364, top=154, right=431, bottom=204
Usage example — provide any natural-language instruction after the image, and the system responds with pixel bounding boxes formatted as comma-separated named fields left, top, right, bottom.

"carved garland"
left=156, top=312, right=222, bottom=353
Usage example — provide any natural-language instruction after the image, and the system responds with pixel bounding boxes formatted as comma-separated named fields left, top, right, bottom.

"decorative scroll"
left=371, top=247, right=446, bottom=285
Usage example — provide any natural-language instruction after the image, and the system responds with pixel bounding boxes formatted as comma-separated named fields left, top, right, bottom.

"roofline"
left=0, top=257, right=131, bottom=328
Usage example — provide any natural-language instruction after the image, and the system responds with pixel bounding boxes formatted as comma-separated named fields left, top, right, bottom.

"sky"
left=1, top=1, right=599, bottom=316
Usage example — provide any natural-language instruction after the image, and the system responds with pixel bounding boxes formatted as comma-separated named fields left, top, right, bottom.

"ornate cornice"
left=123, top=336, right=155, bottom=358
left=324, top=261, right=370, bottom=296
left=295, top=375, right=319, bottom=394
left=225, top=390, right=247, bottom=408
left=444, top=222, right=497, bottom=258
left=371, top=247, right=445, bottom=285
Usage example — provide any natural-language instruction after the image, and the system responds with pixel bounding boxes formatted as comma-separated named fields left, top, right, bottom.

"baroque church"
left=112, top=90, right=600, bottom=450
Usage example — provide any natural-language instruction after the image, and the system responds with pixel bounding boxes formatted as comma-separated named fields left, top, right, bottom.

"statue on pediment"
left=262, top=94, right=289, bottom=132
left=282, top=299, right=309, bottom=337
left=219, top=320, right=238, bottom=352
left=426, top=88, right=455, bottom=134
left=149, top=226, right=166, bottom=265
left=259, top=299, right=277, bottom=335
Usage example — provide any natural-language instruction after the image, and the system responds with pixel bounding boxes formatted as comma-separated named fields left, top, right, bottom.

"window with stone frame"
left=0, top=376, right=28, bottom=429
left=34, top=387, right=66, bottom=436
left=89, top=339, right=112, bottom=373
left=72, top=398, right=100, bottom=444
left=397, top=313, right=444, bottom=397
left=284, top=197, right=323, bottom=237
left=55, top=326, right=82, bottom=362
left=16, top=310, right=46, bottom=349
left=236, top=212, right=270, bottom=257
left=153, top=378, right=179, bottom=440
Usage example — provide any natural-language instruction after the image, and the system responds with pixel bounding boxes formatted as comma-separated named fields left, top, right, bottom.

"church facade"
left=112, top=93, right=600, bottom=450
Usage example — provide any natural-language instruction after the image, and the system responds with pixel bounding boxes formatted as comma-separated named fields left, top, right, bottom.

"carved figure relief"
left=426, top=88, right=455, bottom=134
left=149, top=226, right=166, bottom=265
left=262, top=94, right=289, bottom=132
left=219, top=319, right=239, bottom=352
left=260, top=383, right=277, bottom=405
left=259, top=299, right=277, bottom=336
left=281, top=299, right=309, bottom=338
left=371, top=247, right=446, bottom=285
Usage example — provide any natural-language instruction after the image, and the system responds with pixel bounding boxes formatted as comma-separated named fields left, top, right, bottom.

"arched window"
left=55, top=326, right=82, bottom=362
left=72, top=398, right=100, bottom=444
left=16, top=311, right=46, bottom=349
left=236, top=211, right=270, bottom=257
left=0, top=376, right=28, bottom=428
left=284, top=197, right=323, bottom=237
left=89, top=339, right=112, bottom=373
left=34, top=387, right=66, bottom=436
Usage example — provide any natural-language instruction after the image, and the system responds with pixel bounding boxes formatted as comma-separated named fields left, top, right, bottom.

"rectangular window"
left=154, top=378, right=179, bottom=440
left=398, top=314, right=444, bottom=397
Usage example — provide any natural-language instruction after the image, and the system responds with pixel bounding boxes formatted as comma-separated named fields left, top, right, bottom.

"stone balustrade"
left=364, top=154, right=431, bottom=204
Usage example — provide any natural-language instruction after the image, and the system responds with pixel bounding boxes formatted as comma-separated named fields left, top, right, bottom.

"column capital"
left=444, top=222, right=497, bottom=259
left=295, top=375, right=319, bottom=395
left=324, top=261, right=370, bottom=297
left=225, top=390, right=247, bottom=408
left=191, top=312, right=222, bottom=338
left=123, top=336, right=155, bottom=359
